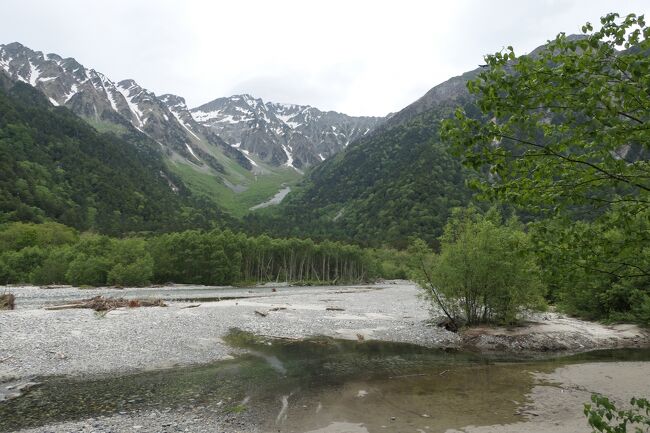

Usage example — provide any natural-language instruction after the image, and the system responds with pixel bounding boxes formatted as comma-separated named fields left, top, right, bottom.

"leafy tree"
left=442, top=13, right=649, bottom=216
left=411, top=208, right=546, bottom=326
left=0, top=247, right=47, bottom=284
left=30, top=245, right=74, bottom=284
left=531, top=208, right=650, bottom=322
left=584, top=394, right=650, bottom=432
left=442, top=13, right=650, bottom=322
left=65, top=253, right=111, bottom=286
left=64, top=234, right=115, bottom=286
left=106, top=238, right=153, bottom=286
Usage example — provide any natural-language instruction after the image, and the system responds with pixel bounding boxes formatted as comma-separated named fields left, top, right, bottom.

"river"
left=1, top=329, right=649, bottom=432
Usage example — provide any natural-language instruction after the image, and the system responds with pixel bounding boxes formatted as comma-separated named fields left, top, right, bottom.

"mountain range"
left=246, top=65, right=479, bottom=246
left=0, top=42, right=383, bottom=215
left=192, top=94, right=381, bottom=171
left=0, top=39, right=492, bottom=244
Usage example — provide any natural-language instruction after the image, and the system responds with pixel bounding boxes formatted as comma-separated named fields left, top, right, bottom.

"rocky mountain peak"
left=0, top=41, right=383, bottom=178
left=159, top=93, right=187, bottom=109
left=191, top=94, right=383, bottom=169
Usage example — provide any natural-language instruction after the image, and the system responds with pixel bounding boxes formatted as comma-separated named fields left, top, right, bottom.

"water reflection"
left=1, top=329, right=649, bottom=432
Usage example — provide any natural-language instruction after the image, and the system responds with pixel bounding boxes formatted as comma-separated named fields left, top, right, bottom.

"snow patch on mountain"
left=240, top=149, right=259, bottom=167
left=64, top=84, right=78, bottom=103
left=191, top=94, right=383, bottom=170
left=27, top=61, right=40, bottom=86
left=116, top=82, right=144, bottom=126
left=167, top=106, right=200, bottom=140
left=185, top=143, right=199, bottom=161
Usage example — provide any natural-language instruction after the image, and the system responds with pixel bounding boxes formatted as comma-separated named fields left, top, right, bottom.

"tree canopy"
left=442, top=12, right=649, bottom=215
left=442, top=13, right=650, bottom=323
left=410, top=207, right=545, bottom=326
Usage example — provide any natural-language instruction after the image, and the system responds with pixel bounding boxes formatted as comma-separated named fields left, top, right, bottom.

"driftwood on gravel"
left=44, top=296, right=166, bottom=312
left=0, top=293, right=15, bottom=310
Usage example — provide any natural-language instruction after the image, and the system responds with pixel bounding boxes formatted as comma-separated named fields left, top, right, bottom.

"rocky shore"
left=1, top=281, right=648, bottom=433
left=1, top=282, right=648, bottom=382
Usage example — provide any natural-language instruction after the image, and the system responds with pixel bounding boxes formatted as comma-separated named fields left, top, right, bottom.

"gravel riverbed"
left=1, top=281, right=649, bottom=433
left=0, top=281, right=458, bottom=380
left=1, top=281, right=648, bottom=381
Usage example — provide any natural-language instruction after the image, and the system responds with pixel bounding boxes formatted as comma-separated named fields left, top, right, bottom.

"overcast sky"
left=2, top=1, right=648, bottom=116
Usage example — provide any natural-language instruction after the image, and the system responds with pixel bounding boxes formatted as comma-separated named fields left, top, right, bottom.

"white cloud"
left=1, top=0, right=648, bottom=116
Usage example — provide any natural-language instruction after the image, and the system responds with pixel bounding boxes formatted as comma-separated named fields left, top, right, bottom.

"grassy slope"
left=169, top=160, right=301, bottom=218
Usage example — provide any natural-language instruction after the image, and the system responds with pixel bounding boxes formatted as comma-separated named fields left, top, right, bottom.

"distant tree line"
left=0, top=222, right=393, bottom=287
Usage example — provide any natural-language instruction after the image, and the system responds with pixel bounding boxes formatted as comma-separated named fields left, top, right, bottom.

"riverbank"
left=1, top=282, right=649, bottom=433
left=0, top=281, right=648, bottom=382
left=446, top=361, right=650, bottom=433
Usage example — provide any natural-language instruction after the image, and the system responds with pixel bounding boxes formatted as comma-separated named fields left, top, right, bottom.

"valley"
left=1, top=5, right=649, bottom=433
left=0, top=42, right=382, bottom=218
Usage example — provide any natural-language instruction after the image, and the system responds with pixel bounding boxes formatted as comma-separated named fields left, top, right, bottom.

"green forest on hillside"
left=0, top=77, right=229, bottom=235
left=245, top=110, right=476, bottom=248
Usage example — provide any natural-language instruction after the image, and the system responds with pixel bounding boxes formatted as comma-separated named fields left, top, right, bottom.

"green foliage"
left=442, top=13, right=650, bottom=214
left=368, top=248, right=411, bottom=280
left=0, top=221, right=77, bottom=251
left=0, top=223, right=155, bottom=286
left=411, top=207, right=546, bottom=325
left=531, top=207, right=650, bottom=323
left=0, top=80, right=229, bottom=235
left=0, top=222, right=381, bottom=287
left=248, top=112, right=473, bottom=247
left=106, top=239, right=153, bottom=286
left=62, top=235, right=155, bottom=287
left=149, top=230, right=243, bottom=285
left=30, top=245, right=74, bottom=285
left=584, top=394, right=650, bottom=432
left=149, top=229, right=374, bottom=285
left=442, top=12, right=650, bottom=324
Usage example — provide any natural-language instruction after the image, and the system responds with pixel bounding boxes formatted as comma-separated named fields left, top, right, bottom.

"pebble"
left=1, top=282, right=455, bottom=383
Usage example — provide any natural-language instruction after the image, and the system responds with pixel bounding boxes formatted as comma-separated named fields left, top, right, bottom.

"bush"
left=584, top=394, right=650, bottom=432
left=30, top=246, right=74, bottom=284
left=0, top=247, right=48, bottom=284
left=65, top=254, right=111, bottom=286
left=411, top=207, right=546, bottom=326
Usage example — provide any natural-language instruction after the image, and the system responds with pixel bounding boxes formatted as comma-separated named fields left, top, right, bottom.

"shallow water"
left=1, top=330, right=649, bottom=432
